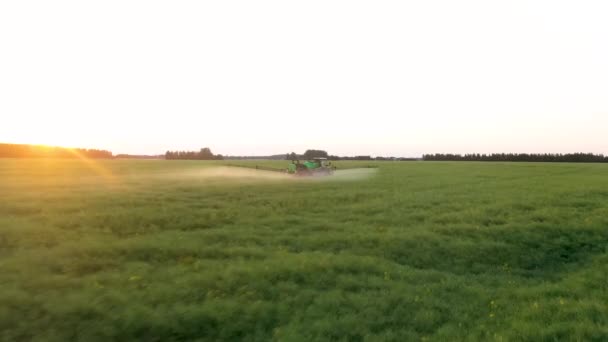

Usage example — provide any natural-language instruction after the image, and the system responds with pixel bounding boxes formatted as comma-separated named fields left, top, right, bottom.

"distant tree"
left=164, top=147, right=220, bottom=160
left=303, top=149, right=329, bottom=159
left=422, top=153, right=608, bottom=163
left=199, top=147, right=214, bottom=160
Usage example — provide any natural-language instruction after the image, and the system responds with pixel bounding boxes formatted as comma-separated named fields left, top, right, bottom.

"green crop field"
left=1, top=159, right=607, bottom=341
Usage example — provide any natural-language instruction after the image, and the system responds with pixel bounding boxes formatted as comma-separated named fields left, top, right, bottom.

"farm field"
left=1, top=159, right=608, bottom=341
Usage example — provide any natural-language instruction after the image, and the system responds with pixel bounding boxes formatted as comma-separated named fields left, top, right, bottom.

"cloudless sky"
left=1, top=1, right=607, bottom=156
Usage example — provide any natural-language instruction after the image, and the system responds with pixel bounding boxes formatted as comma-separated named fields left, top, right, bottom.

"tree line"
left=285, top=150, right=417, bottom=161
left=165, top=148, right=223, bottom=160
left=423, top=153, right=608, bottom=163
left=115, top=154, right=164, bottom=159
left=0, top=143, right=112, bottom=159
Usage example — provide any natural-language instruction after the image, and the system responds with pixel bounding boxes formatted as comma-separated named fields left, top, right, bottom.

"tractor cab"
left=313, top=158, right=331, bottom=168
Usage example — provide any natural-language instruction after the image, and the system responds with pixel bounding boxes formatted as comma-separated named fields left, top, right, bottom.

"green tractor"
left=287, top=158, right=335, bottom=176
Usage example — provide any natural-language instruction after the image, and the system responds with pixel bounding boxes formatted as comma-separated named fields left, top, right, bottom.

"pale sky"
left=1, top=1, right=607, bottom=157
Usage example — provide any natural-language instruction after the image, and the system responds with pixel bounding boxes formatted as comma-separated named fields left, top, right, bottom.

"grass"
left=1, top=159, right=608, bottom=341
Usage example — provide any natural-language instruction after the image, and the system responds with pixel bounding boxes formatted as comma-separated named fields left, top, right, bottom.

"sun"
left=16, top=134, right=91, bottom=151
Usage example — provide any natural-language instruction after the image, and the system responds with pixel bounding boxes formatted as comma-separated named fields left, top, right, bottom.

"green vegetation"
left=1, top=159, right=607, bottom=341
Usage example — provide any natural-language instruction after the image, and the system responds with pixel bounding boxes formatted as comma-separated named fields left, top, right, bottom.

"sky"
left=1, top=1, right=607, bottom=157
